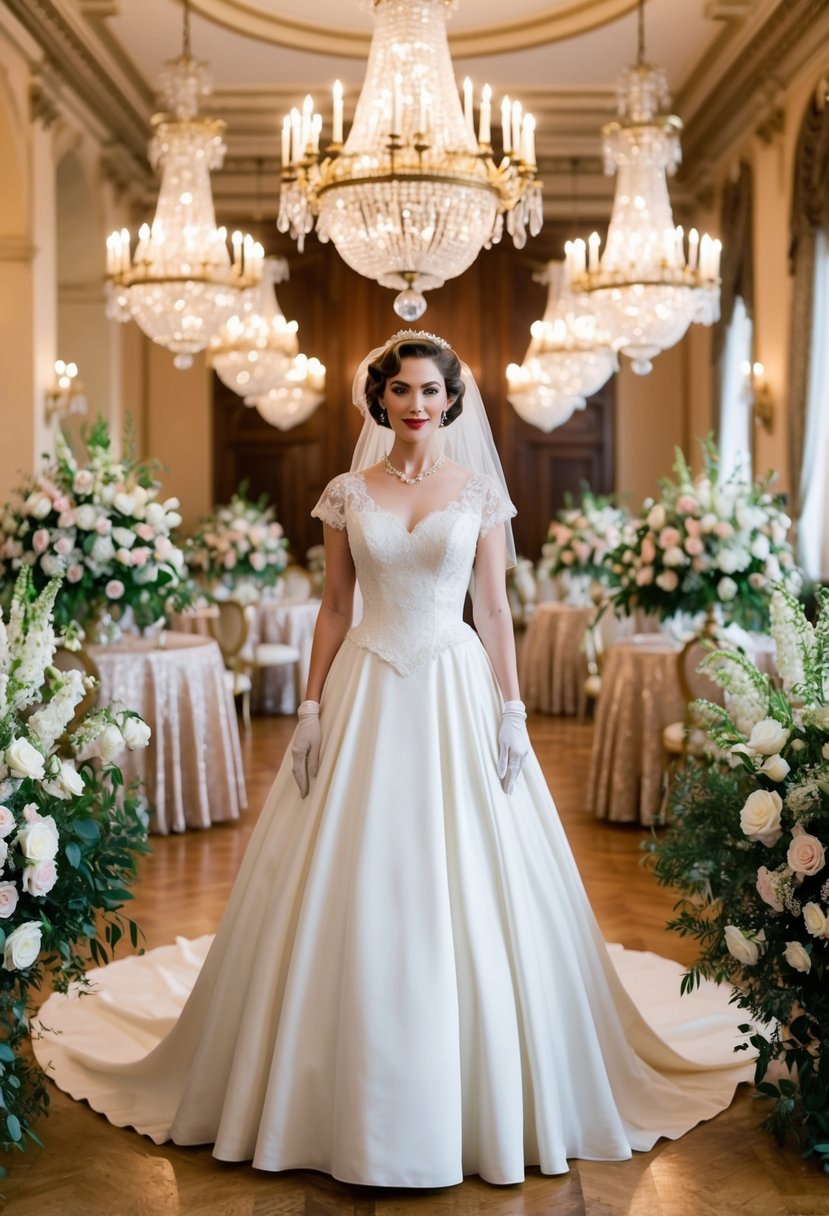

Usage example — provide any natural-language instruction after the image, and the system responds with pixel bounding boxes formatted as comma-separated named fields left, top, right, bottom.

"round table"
left=89, top=632, right=247, bottom=835
left=519, top=603, right=593, bottom=716
left=586, top=633, right=777, bottom=826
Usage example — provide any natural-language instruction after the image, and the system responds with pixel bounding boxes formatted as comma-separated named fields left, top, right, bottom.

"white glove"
left=291, top=700, right=321, bottom=798
left=497, top=700, right=530, bottom=795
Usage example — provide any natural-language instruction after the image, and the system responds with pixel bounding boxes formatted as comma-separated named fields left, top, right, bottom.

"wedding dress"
left=33, top=470, right=751, bottom=1188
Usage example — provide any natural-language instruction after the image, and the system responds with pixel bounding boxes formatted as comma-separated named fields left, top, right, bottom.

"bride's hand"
left=497, top=700, right=530, bottom=795
left=291, top=700, right=321, bottom=798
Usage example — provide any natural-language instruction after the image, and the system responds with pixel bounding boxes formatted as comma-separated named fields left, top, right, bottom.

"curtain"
left=787, top=91, right=829, bottom=523
left=718, top=296, right=753, bottom=480
left=712, top=162, right=754, bottom=434
left=798, top=230, right=829, bottom=581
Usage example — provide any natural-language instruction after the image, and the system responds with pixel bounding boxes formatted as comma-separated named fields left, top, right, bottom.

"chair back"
left=677, top=633, right=731, bottom=708
left=282, top=565, right=313, bottom=602
left=208, top=600, right=250, bottom=662
left=52, top=646, right=100, bottom=727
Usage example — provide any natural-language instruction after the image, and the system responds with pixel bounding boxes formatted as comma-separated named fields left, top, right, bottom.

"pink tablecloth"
left=89, top=632, right=247, bottom=835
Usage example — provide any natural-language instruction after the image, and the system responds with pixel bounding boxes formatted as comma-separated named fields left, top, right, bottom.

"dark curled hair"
left=365, top=339, right=465, bottom=428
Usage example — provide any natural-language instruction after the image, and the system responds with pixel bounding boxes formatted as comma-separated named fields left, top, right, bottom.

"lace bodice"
left=312, top=472, right=515, bottom=676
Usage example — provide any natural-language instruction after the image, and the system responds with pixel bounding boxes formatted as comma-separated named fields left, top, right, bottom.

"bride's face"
left=382, top=357, right=454, bottom=444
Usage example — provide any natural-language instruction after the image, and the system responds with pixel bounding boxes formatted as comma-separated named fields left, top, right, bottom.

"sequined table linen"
left=519, top=603, right=594, bottom=716
left=89, top=633, right=247, bottom=835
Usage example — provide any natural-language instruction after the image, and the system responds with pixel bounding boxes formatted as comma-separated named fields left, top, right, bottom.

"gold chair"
left=578, top=612, right=605, bottom=722
left=207, top=600, right=255, bottom=732
left=281, top=564, right=314, bottom=603
left=660, top=628, right=731, bottom=817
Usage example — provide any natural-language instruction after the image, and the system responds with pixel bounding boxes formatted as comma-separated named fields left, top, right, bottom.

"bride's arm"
left=472, top=526, right=521, bottom=702
left=304, top=524, right=356, bottom=702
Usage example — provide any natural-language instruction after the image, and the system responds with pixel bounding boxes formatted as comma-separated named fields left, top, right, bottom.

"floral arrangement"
left=647, top=586, right=829, bottom=1166
left=0, top=420, right=189, bottom=632
left=0, top=568, right=151, bottom=1164
left=608, top=441, right=798, bottom=630
left=541, top=490, right=627, bottom=586
left=186, top=485, right=289, bottom=598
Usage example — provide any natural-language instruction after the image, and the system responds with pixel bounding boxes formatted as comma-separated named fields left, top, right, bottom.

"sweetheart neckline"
left=353, top=471, right=478, bottom=536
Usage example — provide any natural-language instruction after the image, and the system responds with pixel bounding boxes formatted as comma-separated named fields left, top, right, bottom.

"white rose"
left=94, top=723, right=125, bottom=763
left=43, top=760, right=85, bottom=800
left=165, top=511, right=182, bottom=529
left=748, top=718, right=790, bottom=756
left=803, top=903, right=829, bottom=938
left=758, top=753, right=790, bottom=782
left=91, top=535, right=115, bottom=564
left=750, top=534, right=770, bottom=561
left=144, top=503, right=165, bottom=527
left=3, top=921, right=42, bottom=971
left=115, top=547, right=133, bottom=566
left=15, top=814, right=60, bottom=862
left=662, top=546, right=687, bottom=567
left=26, top=492, right=53, bottom=520
left=724, top=925, right=760, bottom=966
left=121, top=717, right=151, bottom=750
left=5, top=738, right=45, bottom=780
left=700, top=512, right=718, bottom=533
left=783, top=940, right=811, bottom=974
left=113, top=491, right=136, bottom=516
left=22, top=859, right=58, bottom=898
left=739, top=788, right=783, bottom=845
left=0, top=807, right=15, bottom=838
left=111, top=527, right=136, bottom=549
left=717, top=576, right=738, bottom=602
left=75, top=505, right=98, bottom=531
left=0, top=839, right=8, bottom=870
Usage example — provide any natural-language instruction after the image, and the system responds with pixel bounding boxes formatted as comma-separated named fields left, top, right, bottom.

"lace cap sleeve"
left=311, top=473, right=351, bottom=531
left=477, top=474, right=517, bottom=538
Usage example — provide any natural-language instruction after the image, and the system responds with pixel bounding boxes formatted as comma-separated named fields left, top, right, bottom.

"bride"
left=34, top=332, right=751, bottom=1188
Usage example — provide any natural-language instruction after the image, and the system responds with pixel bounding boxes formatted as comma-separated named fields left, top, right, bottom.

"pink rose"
left=250, top=552, right=266, bottom=572
left=572, top=540, right=592, bottom=565
left=32, top=529, right=50, bottom=554
left=66, top=564, right=84, bottom=583
left=659, top=527, right=681, bottom=549
left=105, top=579, right=125, bottom=600
left=635, top=566, right=654, bottom=586
left=53, top=495, right=70, bottom=513
left=58, top=509, right=76, bottom=528
left=22, top=803, right=41, bottom=824
left=676, top=494, right=699, bottom=514
left=0, top=807, right=15, bottom=838
left=22, top=859, right=57, bottom=898
left=715, top=521, right=734, bottom=539
left=787, top=828, right=826, bottom=877
left=684, top=517, right=702, bottom=537
left=0, top=883, right=19, bottom=919
left=54, top=536, right=73, bottom=556
left=640, top=536, right=656, bottom=564
left=756, top=866, right=783, bottom=912
left=223, top=551, right=237, bottom=570
left=135, top=523, right=155, bottom=542
left=95, top=517, right=112, bottom=535
left=131, top=547, right=151, bottom=567
left=684, top=536, right=704, bottom=556
left=154, top=537, right=172, bottom=560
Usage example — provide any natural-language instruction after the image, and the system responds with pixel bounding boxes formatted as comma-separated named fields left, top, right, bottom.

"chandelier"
left=277, top=0, right=542, bottom=320
left=208, top=258, right=299, bottom=400
left=506, top=261, right=617, bottom=432
left=565, top=0, right=721, bottom=375
left=105, top=1, right=262, bottom=369
left=248, top=356, right=327, bottom=431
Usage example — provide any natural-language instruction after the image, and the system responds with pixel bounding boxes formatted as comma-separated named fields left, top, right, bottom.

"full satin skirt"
left=34, top=635, right=751, bottom=1187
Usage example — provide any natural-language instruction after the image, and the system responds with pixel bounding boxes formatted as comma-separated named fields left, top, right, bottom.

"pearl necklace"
left=383, top=452, right=446, bottom=485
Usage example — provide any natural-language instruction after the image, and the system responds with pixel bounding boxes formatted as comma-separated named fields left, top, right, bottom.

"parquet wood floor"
left=3, top=715, right=829, bottom=1215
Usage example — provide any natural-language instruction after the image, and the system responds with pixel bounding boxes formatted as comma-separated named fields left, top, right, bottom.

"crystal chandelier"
left=208, top=258, right=299, bottom=400
left=248, top=356, right=327, bottom=431
left=565, top=0, right=721, bottom=375
left=506, top=261, right=617, bottom=432
left=105, top=1, right=262, bottom=369
left=277, top=0, right=542, bottom=320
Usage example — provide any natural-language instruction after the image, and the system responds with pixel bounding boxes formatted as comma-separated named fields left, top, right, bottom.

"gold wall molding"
left=188, top=0, right=639, bottom=58
left=0, top=236, right=37, bottom=261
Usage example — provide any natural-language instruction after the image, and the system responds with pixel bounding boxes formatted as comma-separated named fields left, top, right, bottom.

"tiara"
left=385, top=330, right=450, bottom=350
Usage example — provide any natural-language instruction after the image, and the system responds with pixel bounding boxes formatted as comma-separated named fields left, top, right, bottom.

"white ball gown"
left=34, top=471, right=752, bottom=1187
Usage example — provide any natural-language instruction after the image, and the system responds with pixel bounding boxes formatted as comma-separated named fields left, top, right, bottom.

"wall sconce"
left=45, top=360, right=87, bottom=423
left=741, top=360, right=773, bottom=433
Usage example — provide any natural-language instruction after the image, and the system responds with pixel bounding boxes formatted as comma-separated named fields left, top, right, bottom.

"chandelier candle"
left=277, top=0, right=543, bottom=320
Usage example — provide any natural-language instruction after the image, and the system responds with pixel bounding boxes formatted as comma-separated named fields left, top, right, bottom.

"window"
left=798, top=229, right=829, bottom=582
left=718, top=295, right=753, bottom=481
